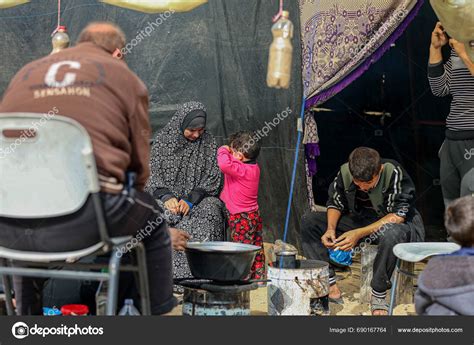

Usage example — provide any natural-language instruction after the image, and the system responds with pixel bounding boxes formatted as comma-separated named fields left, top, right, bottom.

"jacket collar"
left=449, top=247, right=474, bottom=256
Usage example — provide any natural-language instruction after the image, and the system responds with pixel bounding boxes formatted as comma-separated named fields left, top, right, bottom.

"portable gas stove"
left=178, top=279, right=259, bottom=316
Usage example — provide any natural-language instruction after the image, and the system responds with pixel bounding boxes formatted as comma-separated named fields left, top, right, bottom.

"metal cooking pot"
left=185, top=242, right=260, bottom=282
left=275, top=251, right=297, bottom=269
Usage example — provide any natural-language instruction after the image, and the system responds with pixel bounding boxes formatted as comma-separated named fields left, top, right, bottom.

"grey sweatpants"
left=440, top=138, right=474, bottom=206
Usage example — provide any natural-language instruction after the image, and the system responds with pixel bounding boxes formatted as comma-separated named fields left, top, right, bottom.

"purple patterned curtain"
left=300, top=0, right=424, bottom=106
left=298, top=0, right=424, bottom=210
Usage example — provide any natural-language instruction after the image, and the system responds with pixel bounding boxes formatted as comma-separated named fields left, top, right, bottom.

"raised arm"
left=217, top=146, right=247, bottom=177
left=449, top=38, right=474, bottom=76
left=428, top=22, right=451, bottom=97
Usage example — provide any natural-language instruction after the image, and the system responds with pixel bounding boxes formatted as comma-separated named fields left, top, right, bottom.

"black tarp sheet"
left=0, top=0, right=306, bottom=247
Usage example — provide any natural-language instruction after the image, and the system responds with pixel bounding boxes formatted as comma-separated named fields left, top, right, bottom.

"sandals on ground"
left=370, top=295, right=389, bottom=316
left=329, top=296, right=344, bottom=305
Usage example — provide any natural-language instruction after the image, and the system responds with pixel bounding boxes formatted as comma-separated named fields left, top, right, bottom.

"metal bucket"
left=267, top=260, right=330, bottom=316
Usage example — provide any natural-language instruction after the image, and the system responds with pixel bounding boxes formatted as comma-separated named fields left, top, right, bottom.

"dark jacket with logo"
left=326, top=159, right=425, bottom=242
left=327, top=159, right=416, bottom=219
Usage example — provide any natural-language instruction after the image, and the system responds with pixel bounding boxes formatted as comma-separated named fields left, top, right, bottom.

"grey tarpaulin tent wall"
left=0, top=0, right=306, bottom=247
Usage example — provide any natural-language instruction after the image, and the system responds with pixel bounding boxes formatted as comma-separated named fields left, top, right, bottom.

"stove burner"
left=178, top=279, right=259, bottom=316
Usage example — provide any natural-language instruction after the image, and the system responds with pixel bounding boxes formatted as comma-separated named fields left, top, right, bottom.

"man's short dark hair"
left=348, top=147, right=382, bottom=182
left=445, top=196, right=474, bottom=247
left=77, top=22, right=126, bottom=54
left=229, top=131, right=261, bottom=160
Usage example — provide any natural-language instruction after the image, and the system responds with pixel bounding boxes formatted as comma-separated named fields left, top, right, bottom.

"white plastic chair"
left=388, top=242, right=461, bottom=315
left=0, top=113, right=151, bottom=315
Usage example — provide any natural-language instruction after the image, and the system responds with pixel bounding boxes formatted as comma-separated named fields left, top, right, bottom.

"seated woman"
left=146, top=101, right=225, bottom=282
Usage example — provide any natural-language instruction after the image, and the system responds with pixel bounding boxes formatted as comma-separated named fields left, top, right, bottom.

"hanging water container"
left=267, top=11, right=294, bottom=89
left=51, top=26, right=70, bottom=54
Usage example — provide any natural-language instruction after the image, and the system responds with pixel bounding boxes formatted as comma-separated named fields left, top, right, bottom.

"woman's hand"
left=164, top=197, right=180, bottom=214
left=431, top=22, right=448, bottom=49
left=169, top=228, right=190, bottom=251
left=178, top=199, right=191, bottom=216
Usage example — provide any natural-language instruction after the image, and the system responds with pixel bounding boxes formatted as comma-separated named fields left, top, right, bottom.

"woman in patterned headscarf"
left=146, top=101, right=225, bottom=283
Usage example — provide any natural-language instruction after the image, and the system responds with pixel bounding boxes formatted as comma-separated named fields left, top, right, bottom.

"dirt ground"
left=169, top=243, right=424, bottom=316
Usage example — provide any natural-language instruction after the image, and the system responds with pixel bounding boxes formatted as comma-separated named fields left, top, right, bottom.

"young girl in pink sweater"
left=217, top=131, right=265, bottom=279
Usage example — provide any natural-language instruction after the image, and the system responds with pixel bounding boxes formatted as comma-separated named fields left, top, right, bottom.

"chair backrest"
left=0, top=113, right=100, bottom=218
left=393, top=242, right=461, bottom=262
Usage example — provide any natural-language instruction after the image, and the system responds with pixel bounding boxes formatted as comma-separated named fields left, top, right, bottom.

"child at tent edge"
left=415, top=195, right=474, bottom=315
left=217, top=131, right=265, bottom=280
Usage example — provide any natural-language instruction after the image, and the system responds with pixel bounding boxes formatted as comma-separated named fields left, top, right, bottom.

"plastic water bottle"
left=95, top=281, right=108, bottom=316
left=118, top=299, right=141, bottom=316
left=267, top=11, right=294, bottom=89
left=51, top=26, right=70, bottom=54
left=95, top=270, right=108, bottom=316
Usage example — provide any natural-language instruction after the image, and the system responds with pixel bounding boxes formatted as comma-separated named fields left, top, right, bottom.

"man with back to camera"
left=301, top=147, right=425, bottom=315
left=0, top=22, right=189, bottom=315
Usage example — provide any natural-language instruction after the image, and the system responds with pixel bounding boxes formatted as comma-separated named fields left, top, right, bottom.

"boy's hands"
left=321, top=229, right=337, bottom=248
left=335, top=229, right=363, bottom=252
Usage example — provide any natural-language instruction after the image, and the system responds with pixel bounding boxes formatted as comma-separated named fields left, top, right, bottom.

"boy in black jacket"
left=301, top=147, right=425, bottom=315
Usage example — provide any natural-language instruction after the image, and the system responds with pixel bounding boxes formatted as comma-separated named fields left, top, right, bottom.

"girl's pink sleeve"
left=217, top=147, right=246, bottom=177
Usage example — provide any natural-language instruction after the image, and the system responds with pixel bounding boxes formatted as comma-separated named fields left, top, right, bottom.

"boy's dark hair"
left=445, top=196, right=474, bottom=247
left=229, top=131, right=261, bottom=160
left=348, top=147, right=382, bottom=182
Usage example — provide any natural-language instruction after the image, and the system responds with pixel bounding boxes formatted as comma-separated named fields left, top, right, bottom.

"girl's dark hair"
left=228, top=131, right=260, bottom=160
left=445, top=196, right=474, bottom=247
left=348, top=147, right=381, bottom=182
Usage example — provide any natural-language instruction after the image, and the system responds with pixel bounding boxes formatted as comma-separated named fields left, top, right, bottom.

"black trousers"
left=0, top=189, right=175, bottom=315
left=301, top=211, right=425, bottom=293
left=439, top=138, right=474, bottom=206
